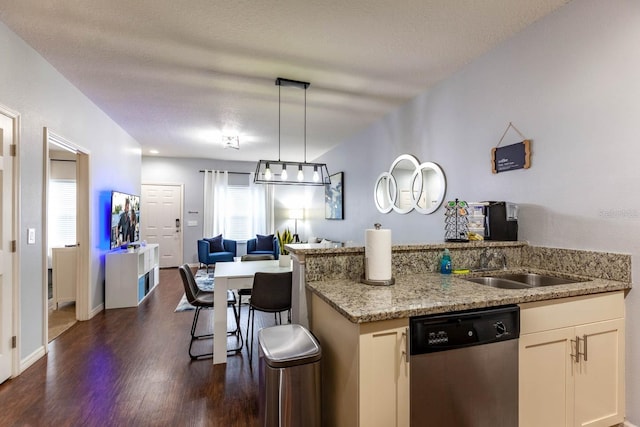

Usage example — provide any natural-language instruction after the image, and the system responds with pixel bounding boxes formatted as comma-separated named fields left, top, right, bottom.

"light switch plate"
left=187, top=220, right=198, bottom=227
left=27, top=228, right=36, bottom=244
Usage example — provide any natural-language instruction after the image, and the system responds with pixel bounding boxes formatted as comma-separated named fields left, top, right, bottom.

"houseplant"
left=277, top=228, right=294, bottom=266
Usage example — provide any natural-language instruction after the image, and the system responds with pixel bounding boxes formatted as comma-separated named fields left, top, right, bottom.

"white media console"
left=105, top=243, right=160, bottom=309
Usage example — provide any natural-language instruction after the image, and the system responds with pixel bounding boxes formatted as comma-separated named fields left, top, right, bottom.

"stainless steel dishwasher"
left=409, top=305, right=520, bottom=427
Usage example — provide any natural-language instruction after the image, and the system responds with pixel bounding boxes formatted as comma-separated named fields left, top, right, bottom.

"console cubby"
left=105, top=244, right=160, bottom=309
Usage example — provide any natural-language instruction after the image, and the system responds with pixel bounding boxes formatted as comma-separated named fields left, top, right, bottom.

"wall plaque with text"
left=492, top=140, right=531, bottom=173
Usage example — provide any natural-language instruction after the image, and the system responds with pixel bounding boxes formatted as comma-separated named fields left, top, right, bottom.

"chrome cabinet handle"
left=571, top=335, right=588, bottom=363
left=402, top=328, right=409, bottom=364
left=570, top=337, right=579, bottom=363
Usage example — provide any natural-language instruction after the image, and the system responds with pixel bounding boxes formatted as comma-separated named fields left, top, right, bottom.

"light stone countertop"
left=305, top=268, right=631, bottom=324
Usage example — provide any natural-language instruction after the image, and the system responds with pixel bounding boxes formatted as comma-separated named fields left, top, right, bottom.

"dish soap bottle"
left=440, top=249, right=452, bottom=274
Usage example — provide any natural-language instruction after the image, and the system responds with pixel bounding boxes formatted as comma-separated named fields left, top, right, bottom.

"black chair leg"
left=189, top=305, right=243, bottom=360
left=189, top=307, right=213, bottom=360
left=191, top=307, right=213, bottom=340
left=226, top=304, right=243, bottom=353
left=247, top=307, right=255, bottom=364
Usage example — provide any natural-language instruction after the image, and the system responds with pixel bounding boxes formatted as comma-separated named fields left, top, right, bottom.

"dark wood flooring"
left=0, top=267, right=278, bottom=427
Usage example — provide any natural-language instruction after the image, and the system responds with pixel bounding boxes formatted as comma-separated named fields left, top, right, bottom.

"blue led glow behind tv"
left=110, top=191, right=140, bottom=249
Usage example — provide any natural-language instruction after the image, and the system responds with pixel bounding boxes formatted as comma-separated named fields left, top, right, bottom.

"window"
left=203, top=170, right=271, bottom=239
left=48, top=179, right=76, bottom=248
left=225, top=185, right=253, bottom=240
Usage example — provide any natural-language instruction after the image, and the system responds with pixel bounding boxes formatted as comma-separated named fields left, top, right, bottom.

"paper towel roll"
left=365, top=227, right=392, bottom=281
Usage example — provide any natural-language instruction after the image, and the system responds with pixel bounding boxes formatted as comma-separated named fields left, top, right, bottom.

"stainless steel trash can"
left=258, top=324, right=321, bottom=427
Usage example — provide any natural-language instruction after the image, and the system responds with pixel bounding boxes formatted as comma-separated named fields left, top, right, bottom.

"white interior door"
left=44, top=129, right=93, bottom=330
left=141, top=184, right=183, bottom=268
left=0, top=110, right=16, bottom=383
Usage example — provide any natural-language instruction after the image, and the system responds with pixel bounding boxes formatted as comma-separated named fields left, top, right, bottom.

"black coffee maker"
left=484, top=201, right=518, bottom=241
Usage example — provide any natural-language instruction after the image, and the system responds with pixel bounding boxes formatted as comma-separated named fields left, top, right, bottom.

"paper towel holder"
left=362, top=222, right=395, bottom=285
left=361, top=276, right=395, bottom=286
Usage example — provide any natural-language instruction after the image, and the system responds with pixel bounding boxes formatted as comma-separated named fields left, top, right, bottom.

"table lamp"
left=289, top=209, right=304, bottom=242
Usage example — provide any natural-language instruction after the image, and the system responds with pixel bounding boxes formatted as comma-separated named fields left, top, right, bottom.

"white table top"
left=213, top=259, right=292, bottom=279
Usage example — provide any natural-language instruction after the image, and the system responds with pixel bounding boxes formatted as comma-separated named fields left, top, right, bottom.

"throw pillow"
left=256, top=234, right=274, bottom=251
left=206, top=234, right=225, bottom=253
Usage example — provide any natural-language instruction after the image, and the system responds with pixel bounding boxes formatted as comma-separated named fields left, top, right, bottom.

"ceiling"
left=0, top=0, right=569, bottom=163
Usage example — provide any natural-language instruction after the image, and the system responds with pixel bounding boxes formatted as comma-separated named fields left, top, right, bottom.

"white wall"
left=309, top=0, right=640, bottom=422
left=0, top=22, right=141, bottom=361
left=141, top=156, right=324, bottom=256
left=142, top=156, right=260, bottom=263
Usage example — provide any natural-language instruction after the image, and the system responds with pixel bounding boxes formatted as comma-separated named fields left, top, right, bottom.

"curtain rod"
left=198, top=170, right=251, bottom=175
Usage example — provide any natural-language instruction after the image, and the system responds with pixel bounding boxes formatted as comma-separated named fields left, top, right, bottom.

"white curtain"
left=203, top=170, right=228, bottom=237
left=249, top=172, right=274, bottom=234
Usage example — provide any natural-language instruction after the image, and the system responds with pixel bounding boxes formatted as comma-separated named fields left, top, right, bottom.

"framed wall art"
left=325, top=172, right=343, bottom=220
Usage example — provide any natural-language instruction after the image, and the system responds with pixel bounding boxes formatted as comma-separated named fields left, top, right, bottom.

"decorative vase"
left=279, top=254, right=291, bottom=267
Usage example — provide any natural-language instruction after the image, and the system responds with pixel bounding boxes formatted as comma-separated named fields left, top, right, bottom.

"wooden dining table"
left=212, top=259, right=292, bottom=364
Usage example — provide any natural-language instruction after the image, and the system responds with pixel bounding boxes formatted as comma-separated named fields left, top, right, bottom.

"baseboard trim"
left=88, top=303, right=104, bottom=319
left=20, top=346, right=46, bottom=374
left=624, top=421, right=638, bottom=427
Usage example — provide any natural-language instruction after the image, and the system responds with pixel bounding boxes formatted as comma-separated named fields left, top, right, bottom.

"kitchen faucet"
left=479, top=248, right=490, bottom=270
left=478, top=248, right=508, bottom=270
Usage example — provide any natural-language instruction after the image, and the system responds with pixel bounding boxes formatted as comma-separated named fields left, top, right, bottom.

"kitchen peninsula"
left=287, top=241, right=631, bottom=427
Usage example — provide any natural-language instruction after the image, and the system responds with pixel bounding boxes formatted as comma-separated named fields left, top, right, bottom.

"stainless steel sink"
left=465, top=277, right=531, bottom=289
left=497, top=273, right=584, bottom=287
left=465, top=273, right=588, bottom=290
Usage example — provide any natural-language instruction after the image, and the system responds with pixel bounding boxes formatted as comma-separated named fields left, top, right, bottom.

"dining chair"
left=178, top=264, right=242, bottom=360
left=246, top=271, right=293, bottom=363
left=236, top=254, right=275, bottom=326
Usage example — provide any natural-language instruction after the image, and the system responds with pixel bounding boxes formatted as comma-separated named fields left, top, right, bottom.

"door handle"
left=582, top=334, right=588, bottom=362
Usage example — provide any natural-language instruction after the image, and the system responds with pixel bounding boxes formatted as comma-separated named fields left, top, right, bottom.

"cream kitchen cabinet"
left=310, top=293, right=409, bottom=427
left=519, top=291, right=625, bottom=427
left=52, top=246, right=77, bottom=308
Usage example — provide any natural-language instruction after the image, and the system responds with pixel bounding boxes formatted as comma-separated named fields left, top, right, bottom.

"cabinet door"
left=52, top=247, right=77, bottom=305
left=520, top=327, right=575, bottom=427
left=574, top=318, right=624, bottom=427
left=359, top=325, right=409, bottom=427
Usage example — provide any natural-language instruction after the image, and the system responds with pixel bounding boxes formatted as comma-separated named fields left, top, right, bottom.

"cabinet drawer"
left=519, top=291, right=624, bottom=335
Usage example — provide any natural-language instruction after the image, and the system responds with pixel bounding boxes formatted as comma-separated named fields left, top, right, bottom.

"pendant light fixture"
left=254, top=77, right=331, bottom=186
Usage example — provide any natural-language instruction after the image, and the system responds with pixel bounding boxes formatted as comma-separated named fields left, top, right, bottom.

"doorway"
left=141, top=184, right=183, bottom=268
left=43, top=129, right=90, bottom=344
left=0, top=104, right=19, bottom=383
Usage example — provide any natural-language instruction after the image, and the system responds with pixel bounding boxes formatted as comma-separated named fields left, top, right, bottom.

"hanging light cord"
left=278, top=84, right=281, bottom=162
left=304, top=87, right=307, bottom=163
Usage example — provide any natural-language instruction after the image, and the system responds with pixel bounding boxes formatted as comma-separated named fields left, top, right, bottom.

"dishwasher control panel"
left=410, top=305, right=520, bottom=355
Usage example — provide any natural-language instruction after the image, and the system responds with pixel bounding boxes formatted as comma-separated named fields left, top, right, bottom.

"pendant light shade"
left=254, top=77, right=331, bottom=186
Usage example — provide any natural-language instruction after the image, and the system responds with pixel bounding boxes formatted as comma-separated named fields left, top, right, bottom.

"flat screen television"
left=110, top=191, right=140, bottom=249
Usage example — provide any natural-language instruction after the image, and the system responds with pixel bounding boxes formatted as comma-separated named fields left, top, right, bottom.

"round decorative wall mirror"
left=374, top=172, right=395, bottom=214
left=374, top=154, right=446, bottom=215
left=411, top=162, right=446, bottom=214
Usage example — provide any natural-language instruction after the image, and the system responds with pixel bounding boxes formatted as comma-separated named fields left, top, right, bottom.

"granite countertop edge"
left=306, top=269, right=632, bottom=324
left=287, top=240, right=526, bottom=255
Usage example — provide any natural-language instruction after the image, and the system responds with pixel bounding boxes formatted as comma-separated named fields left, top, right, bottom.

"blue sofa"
left=246, top=236, right=280, bottom=260
left=197, top=238, right=237, bottom=272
